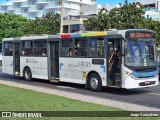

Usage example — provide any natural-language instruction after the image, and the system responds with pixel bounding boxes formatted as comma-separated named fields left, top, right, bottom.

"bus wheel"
left=88, top=73, right=102, bottom=92
left=23, top=67, right=32, bottom=81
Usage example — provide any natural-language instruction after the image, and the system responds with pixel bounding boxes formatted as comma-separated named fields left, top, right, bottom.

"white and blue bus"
left=2, top=29, right=159, bottom=91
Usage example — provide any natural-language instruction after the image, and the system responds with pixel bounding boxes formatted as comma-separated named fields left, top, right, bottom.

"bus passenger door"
left=50, top=41, right=59, bottom=79
left=107, top=39, right=121, bottom=87
left=13, top=42, right=20, bottom=75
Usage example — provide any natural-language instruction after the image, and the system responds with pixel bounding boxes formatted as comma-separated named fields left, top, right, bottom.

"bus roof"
left=2, top=29, right=154, bottom=41
left=2, top=31, right=117, bottom=41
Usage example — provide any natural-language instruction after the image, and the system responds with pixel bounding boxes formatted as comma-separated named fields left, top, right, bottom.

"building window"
left=34, top=40, right=47, bottom=56
left=39, top=6, right=44, bottom=10
left=24, top=9, right=28, bottom=13
left=16, top=4, right=21, bottom=8
left=4, top=42, right=12, bottom=56
left=70, top=24, right=80, bottom=33
left=89, top=37, right=104, bottom=57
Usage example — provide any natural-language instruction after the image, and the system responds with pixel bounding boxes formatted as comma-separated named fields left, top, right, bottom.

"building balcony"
left=7, top=6, right=15, bottom=11
left=145, top=14, right=160, bottom=19
left=63, top=18, right=87, bottom=26
left=21, top=2, right=30, bottom=8
left=28, top=7, right=39, bottom=13
left=37, top=0, right=49, bottom=5
left=21, top=13, right=28, bottom=18
left=45, top=3, right=61, bottom=10
left=0, top=11, right=6, bottom=13
left=0, top=3, right=11, bottom=6
left=13, top=9, right=21, bottom=14
left=28, top=13, right=37, bottom=19
left=37, top=12, right=45, bottom=17
left=67, top=0, right=95, bottom=5
left=45, top=3, right=78, bottom=10
left=13, top=0, right=24, bottom=3
left=144, top=7, right=156, bottom=12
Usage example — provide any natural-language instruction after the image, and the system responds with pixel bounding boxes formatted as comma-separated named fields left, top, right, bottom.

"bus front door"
left=107, top=39, right=121, bottom=88
left=13, top=42, right=20, bottom=75
left=50, top=41, right=59, bottom=79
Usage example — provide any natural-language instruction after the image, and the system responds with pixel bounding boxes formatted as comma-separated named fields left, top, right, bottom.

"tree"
left=26, top=12, right=60, bottom=35
left=0, top=13, right=29, bottom=42
left=83, top=0, right=160, bottom=45
left=109, top=0, right=145, bottom=29
left=83, top=8, right=111, bottom=31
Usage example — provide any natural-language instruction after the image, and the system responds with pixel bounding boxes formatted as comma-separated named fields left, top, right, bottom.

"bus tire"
left=23, top=67, right=32, bottom=81
left=88, top=73, right=102, bottom=92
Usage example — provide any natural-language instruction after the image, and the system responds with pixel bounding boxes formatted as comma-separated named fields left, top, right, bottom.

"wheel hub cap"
left=91, top=77, right=98, bottom=89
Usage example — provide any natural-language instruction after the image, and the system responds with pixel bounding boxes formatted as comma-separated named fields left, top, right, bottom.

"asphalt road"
left=0, top=67, right=160, bottom=109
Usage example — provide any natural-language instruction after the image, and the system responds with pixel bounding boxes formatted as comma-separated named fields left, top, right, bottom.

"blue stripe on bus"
left=60, top=63, right=64, bottom=69
left=70, top=34, right=81, bottom=38
left=100, top=65, right=106, bottom=73
left=132, top=70, right=158, bottom=77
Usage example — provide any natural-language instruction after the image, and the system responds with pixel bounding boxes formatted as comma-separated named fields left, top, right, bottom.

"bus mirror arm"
left=123, top=37, right=128, bottom=42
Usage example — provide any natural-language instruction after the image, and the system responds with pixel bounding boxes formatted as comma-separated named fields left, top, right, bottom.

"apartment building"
left=134, top=0, right=160, bottom=21
left=0, top=0, right=96, bottom=19
left=0, top=0, right=120, bottom=33
left=63, top=4, right=120, bottom=33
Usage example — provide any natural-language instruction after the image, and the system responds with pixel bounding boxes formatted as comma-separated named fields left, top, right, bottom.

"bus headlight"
left=129, top=73, right=138, bottom=80
left=154, top=74, right=158, bottom=78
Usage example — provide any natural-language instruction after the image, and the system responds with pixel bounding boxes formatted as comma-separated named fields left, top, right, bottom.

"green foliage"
left=0, top=12, right=60, bottom=43
left=0, top=13, right=29, bottom=42
left=83, top=0, right=160, bottom=45
left=84, top=9, right=111, bottom=31
left=26, top=12, right=60, bottom=35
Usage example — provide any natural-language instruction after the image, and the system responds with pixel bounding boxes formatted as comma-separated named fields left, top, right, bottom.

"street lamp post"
left=60, top=0, right=64, bottom=33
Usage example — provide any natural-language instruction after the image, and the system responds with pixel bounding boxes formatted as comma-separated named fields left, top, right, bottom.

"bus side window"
left=4, top=42, right=12, bottom=56
left=74, top=38, right=87, bottom=57
left=89, top=37, right=104, bottom=57
left=61, top=39, right=73, bottom=57
left=34, top=40, right=47, bottom=56
left=21, top=41, right=33, bottom=56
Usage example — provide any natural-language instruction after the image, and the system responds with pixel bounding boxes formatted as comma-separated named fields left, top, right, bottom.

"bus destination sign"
left=126, top=31, right=155, bottom=39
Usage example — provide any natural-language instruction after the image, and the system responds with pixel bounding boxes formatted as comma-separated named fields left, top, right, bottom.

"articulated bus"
left=2, top=29, right=159, bottom=91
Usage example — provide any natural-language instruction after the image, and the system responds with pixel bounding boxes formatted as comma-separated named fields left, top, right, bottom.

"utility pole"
left=60, top=0, right=64, bottom=33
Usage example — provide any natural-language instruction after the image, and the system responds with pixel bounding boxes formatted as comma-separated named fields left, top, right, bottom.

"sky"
left=0, top=0, right=134, bottom=4
left=0, top=0, right=5, bottom=3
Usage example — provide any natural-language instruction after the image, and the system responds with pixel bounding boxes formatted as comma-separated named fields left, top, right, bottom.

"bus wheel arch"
left=23, top=66, right=32, bottom=81
left=86, top=71, right=102, bottom=92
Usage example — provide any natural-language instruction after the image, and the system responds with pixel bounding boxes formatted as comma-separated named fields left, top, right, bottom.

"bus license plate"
left=145, top=81, right=151, bottom=85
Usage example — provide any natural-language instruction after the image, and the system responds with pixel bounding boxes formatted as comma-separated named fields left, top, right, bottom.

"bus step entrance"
left=107, top=85, right=121, bottom=88
left=108, top=73, right=121, bottom=87
left=50, top=77, right=59, bottom=83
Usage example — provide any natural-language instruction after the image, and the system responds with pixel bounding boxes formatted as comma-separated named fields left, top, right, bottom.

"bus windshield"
left=125, top=41, right=156, bottom=67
